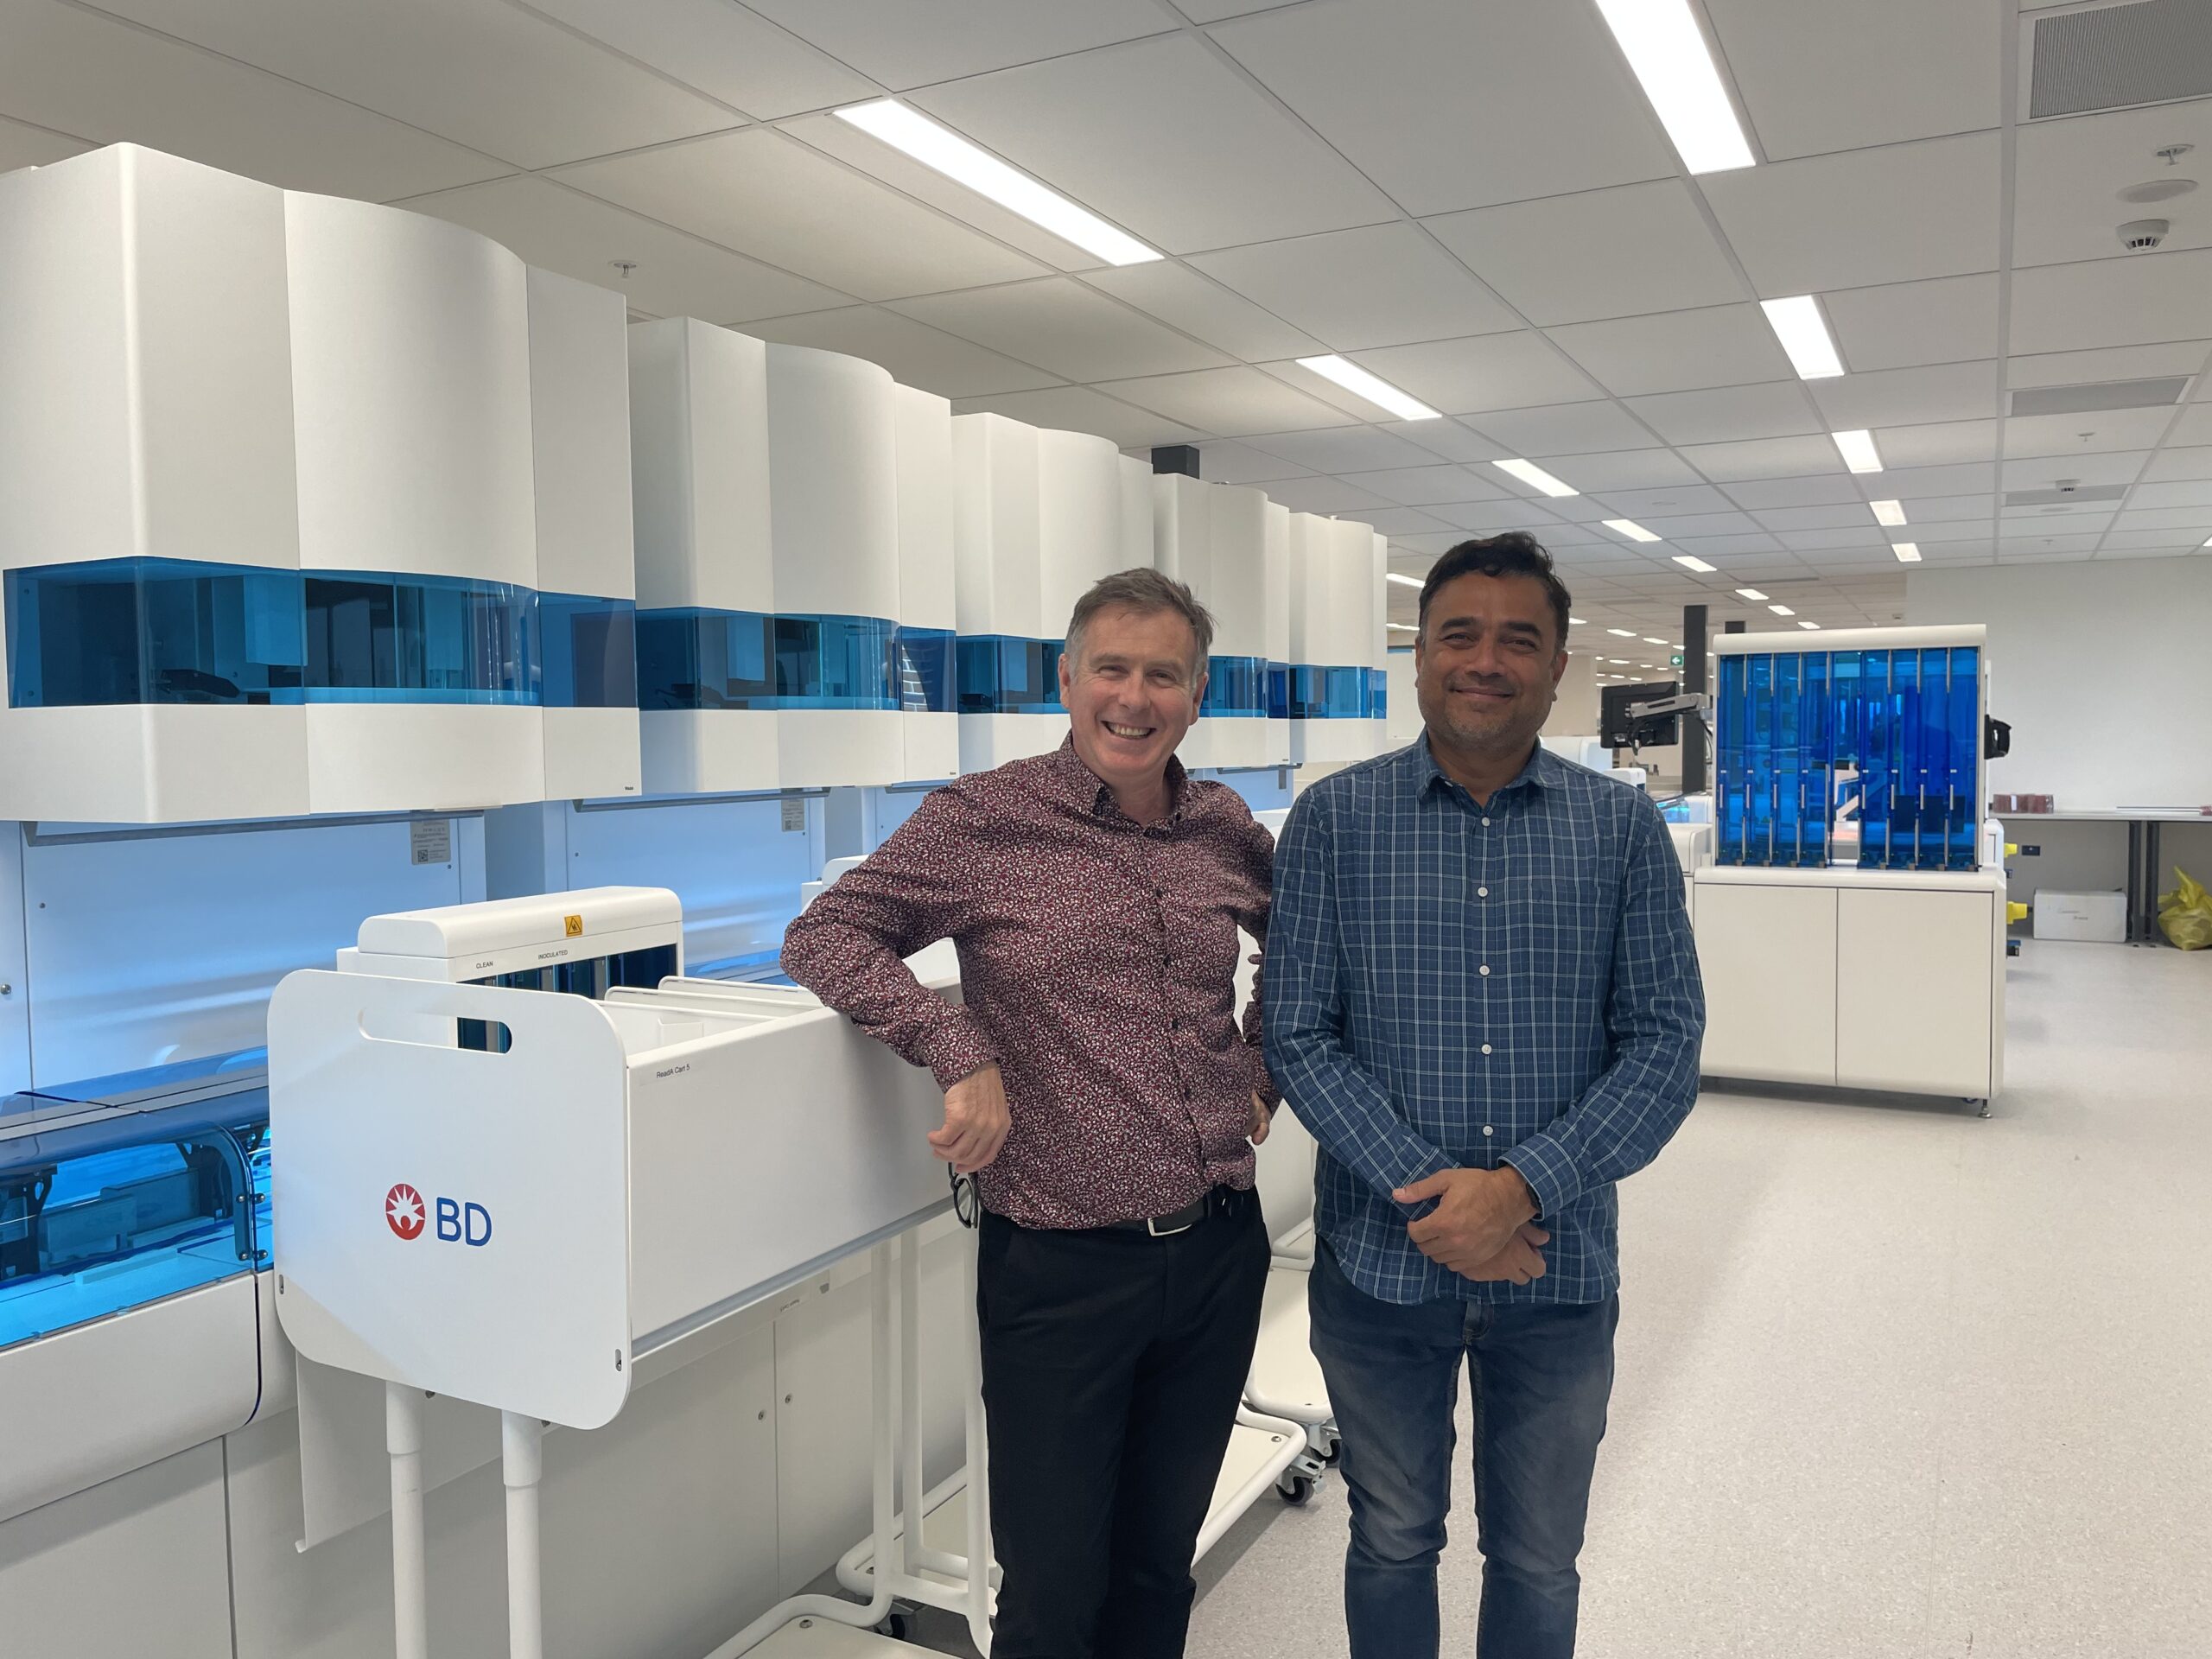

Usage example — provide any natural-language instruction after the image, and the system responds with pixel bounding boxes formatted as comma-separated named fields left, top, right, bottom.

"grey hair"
left=1064, top=568, right=1216, bottom=681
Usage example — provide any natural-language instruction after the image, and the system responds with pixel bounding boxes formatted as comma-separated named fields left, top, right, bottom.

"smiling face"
left=1414, top=570, right=1568, bottom=761
left=1059, top=603, right=1206, bottom=798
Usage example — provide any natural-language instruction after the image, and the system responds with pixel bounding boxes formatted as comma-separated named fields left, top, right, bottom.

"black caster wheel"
left=1320, top=1439, right=1342, bottom=1466
left=1277, top=1472, right=1317, bottom=1506
left=876, top=1611, right=914, bottom=1641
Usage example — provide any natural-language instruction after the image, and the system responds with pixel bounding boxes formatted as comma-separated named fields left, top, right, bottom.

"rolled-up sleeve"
left=1502, top=799, right=1704, bottom=1218
left=779, top=788, right=997, bottom=1089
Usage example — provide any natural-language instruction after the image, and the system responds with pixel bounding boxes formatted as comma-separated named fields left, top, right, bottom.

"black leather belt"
left=1101, top=1185, right=1248, bottom=1236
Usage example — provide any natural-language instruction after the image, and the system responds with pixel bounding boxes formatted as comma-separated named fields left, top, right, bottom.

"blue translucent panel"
left=1289, top=664, right=1368, bottom=719
left=956, top=635, right=1065, bottom=715
left=1717, top=654, right=1748, bottom=865
left=772, top=613, right=898, bottom=711
left=1746, top=654, right=1776, bottom=865
left=6, top=558, right=306, bottom=709
left=1801, top=652, right=1831, bottom=868
left=1, top=1090, right=267, bottom=1350
left=891, top=627, right=956, bottom=714
left=303, top=573, right=532, bottom=705
left=1774, top=652, right=1802, bottom=867
left=1857, top=650, right=1893, bottom=869
left=1266, top=663, right=1290, bottom=721
left=1366, top=667, right=1388, bottom=721
left=634, top=607, right=776, bottom=711
left=537, top=594, right=637, bottom=709
left=1201, top=654, right=1268, bottom=717
left=1947, top=646, right=1980, bottom=869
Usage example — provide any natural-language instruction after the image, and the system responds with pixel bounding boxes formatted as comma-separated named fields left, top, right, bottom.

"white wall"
left=1907, top=560, right=2212, bottom=810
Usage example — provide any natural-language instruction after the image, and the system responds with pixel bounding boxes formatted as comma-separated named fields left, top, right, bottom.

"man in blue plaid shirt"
left=1265, top=532, right=1704, bottom=1659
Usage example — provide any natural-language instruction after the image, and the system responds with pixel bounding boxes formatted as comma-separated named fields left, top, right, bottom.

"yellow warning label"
left=564, top=914, right=583, bottom=938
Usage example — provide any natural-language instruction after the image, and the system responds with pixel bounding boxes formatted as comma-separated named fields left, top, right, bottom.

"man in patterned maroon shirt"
left=781, top=568, right=1277, bottom=1658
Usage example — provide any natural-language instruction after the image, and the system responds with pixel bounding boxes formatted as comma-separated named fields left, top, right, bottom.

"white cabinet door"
left=1694, top=882, right=1839, bottom=1085
left=1836, top=887, right=1993, bottom=1098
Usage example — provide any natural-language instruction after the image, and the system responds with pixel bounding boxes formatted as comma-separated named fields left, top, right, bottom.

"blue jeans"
left=1307, top=1240, right=1618, bottom=1659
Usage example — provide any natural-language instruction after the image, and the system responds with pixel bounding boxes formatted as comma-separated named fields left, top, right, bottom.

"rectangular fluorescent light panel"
left=1602, top=518, right=1661, bottom=542
left=1892, top=543, right=1923, bottom=563
left=1385, top=572, right=1423, bottom=587
left=1671, top=555, right=1719, bottom=572
left=1607, top=627, right=1637, bottom=637
left=1386, top=622, right=1417, bottom=632
left=1832, top=429, right=1883, bottom=474
left=1296, top=355, right=1441, bottom=421
left=1799, top=620, right=1821, bottom=630
left=1759, top=296, right=1843, bottom=380
left=1735, top=587, right=1768, bottom=601
left=1768, top=603, right=1795, bottom=616
left=1643, top=637, right=1667, bottom=645
left=835, top=100, right=1161, bottom=266
left=1593, top=0, right=1756, bottom=175
left=1570, top=616, right=1588, bottom=625
left=1870, top=499, right=1907, bottom=527
left=1493, top=459, right=1579, bottom=498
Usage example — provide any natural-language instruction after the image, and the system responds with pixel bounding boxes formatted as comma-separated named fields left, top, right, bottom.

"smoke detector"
left=2118, top=218, right=2170, bottom=251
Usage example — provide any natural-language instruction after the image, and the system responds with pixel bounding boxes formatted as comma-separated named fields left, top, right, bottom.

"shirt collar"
left=1047, top=733, right=1191, bottom=826
left=1411, top=734, right=1560, bottom=803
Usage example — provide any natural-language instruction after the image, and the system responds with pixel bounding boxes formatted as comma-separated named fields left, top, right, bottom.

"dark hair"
left=1416, top=532, right=1573, bottom=651
left=1065, top=568, right=1216, bottom=680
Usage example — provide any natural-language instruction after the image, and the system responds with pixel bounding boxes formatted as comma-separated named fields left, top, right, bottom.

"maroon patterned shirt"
left=779, top=736, right=1277, bottom=1230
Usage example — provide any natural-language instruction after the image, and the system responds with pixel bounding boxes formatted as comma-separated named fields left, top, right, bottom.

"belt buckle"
left=1146, top=1213, right=1196, bottom=1237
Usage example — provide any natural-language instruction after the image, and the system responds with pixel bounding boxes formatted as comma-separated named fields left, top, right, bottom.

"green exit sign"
left=1669, top=652, right=1684, bottom=668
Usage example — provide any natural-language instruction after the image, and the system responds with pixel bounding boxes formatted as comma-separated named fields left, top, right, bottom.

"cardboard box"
left=2033, top=889, right=2127, bottom=944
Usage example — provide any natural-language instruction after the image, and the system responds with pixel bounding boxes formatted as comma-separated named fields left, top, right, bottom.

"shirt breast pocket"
left=1523, top=870, right=1623, bottom=980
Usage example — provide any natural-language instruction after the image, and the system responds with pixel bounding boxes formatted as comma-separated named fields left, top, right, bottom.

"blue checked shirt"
left=1263, top=739, right=1704, bottom=1306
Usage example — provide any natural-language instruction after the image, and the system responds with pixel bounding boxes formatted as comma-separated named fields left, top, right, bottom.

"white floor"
left=906, top=940, right=2212, bottom=1657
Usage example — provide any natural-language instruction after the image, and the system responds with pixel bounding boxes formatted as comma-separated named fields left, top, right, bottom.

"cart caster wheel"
left=874, top=1611, right=912, bottom=1641
left=1277, top=1472, right=1317, bottom=1506
left=1320, top=1438, right=1341, bottom=1466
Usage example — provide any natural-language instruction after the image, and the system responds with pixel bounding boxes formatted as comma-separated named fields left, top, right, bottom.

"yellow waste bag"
left=2158, top=868, right=2212, bottom=950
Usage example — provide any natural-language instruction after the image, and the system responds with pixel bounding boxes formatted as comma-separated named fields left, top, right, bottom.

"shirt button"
left=1478, top=964, right=1491, bottom=976
left=1481, top=1043, right=1494, bottom=1056
left=1482, top=1125, right=1494, bottom=1137
left=1482, top=817, right=1491, bottom=827
left=1478, top=886, right=1490, bottom=898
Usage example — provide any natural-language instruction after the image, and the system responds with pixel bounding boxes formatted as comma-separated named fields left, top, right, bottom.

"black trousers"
left=976, top=1186, right=1269, bottom=1659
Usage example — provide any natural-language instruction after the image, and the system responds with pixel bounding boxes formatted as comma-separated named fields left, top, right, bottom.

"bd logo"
left=384, top=1182, right=493, bottom=1247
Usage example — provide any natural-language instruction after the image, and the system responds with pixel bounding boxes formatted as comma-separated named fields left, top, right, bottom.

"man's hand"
left=1395, top=1166, right=1538, bottom=1278
left=1249, top=1092, right=1272, bottom=1146
left=929, top=1063, right=1011, bottom=1174
left=1458, top=1224, right=1550, bottom=1285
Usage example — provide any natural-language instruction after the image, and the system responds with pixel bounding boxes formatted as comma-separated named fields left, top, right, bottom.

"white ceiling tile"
left=2098, top=531, right=2206, bottom=553
left=1425, top=180, right=1744, bottom=326
left=1657, top=533, right=1787, bottom=557
left=2009, top=250, right=2212, bottom=354
left=2006, top=341, right=2212, bottom=388
left=0, top=113, right=91, bottom=171
left=2109, top=505, right=2212, bottom=532
left=1429, top=499, right=1567, bottom=532
left=1256, top=476, right=1403, bottom=515
left=1821, top=274, right=2000, bottom=373
left=1463, top=401, right=1661, bottom=456
left=1389, top=419, right=1513, bottom=464
left=912, top=34, right=1394, bottom=255
left=1390, top=531, right=1472, bottom=557
left=2012, top=99, right=2212, bottom=269
left=740, top=0, right=1170, bottom=90
left=890, top=277, right=1230, bottom=382
left=90, top=0, right=737, bottom=169
left=1992, top=532, right=2103, bottom=556
left=1706, top=0, right=1998, bottom=162
left=0, top=0, right=511, bottom=200
left=1719, top=474, right=1863, bottom=510
left=1533, top=450, right=1704, bottom=492
left=1625, top=382, right=1824, bottom=446
left=1237, top=424, right=1446, bottom=472
left=404, top=175, right=849, bottom=325
left=1811, top=361, right=2001, bottom=430
left=1360, top=506, right=1459, bottom=536
left=1098, top=366, right=1348, bottom=437
left=947, top=385, right=1202, bottom=448
left=2171, top=404, right=2212, bottom=444
left=2001, top=406, right=2180, bottom=457
left=1775, top=526, right=1890, bottom=551
left=1079, top=263, right=1323, bottom=362
left=1702, top=132, right=2001, bottom=296
left=1587, top=484, right=1738, bottom=518
left=1211, top=0, right=1674, bottom=217
left=1870, top=419, right=2001, bottom=468
left=1192, top=442, right=1315, bottom=484
left=555, top=130, right=1046, bottom=301
left=2141, top=446, right=2212, bottom=481
left=1336, top=466, right=1502, bottom=506
left=1188, top=222, right=1519, bottom=351
left=742, top=306, right=1063, bottom=398
left=1346, top=334, right=1602, bottom=416
left=1175, top=0, right=1303, bottom=21
left=1894, top=493, right=1999, bottom=523
left=518, top=0, right=875, bottom=118
left=1909, top=518, right=2013, bottom=543
left=1876, top=461, right=1999, bottom=498
left=1998, top=452, right=2150, bottom=489
left=1752, top=504, right=1886, bottom=533
left=1546, top=305, right=1793, bottom=398
left=1997, top=507, right=2116, bottom=533
left=1635, top=512, right=1764, bottom=538
left=1678, top=435, right=1857, bottom=481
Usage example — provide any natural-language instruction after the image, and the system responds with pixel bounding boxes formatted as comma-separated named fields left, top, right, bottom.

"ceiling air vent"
left=2007, top=376, right=2191, bottom=416
left=2030, top=0, right=2212, bottom=118
left=2001, top=485, right=2130, bottom=508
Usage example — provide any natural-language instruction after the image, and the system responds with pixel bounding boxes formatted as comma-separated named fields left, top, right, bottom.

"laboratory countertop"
left=1995, top=808, right=2212, bottom=823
